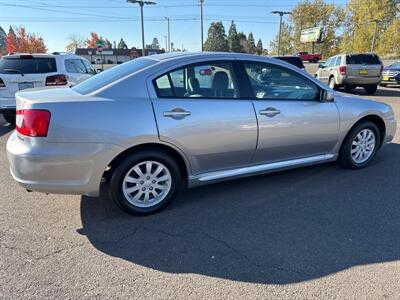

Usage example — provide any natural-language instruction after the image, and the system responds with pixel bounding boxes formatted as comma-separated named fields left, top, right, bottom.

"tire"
left=364, top=84, right=378, bottom=95
left=380, top=83, right=387, bottom=87
left=344, top=85, right=353, bottom=93
left=2, top=113, right=15, bottom=125
left=328, top=76, right=337, bottom=90
left=312, top=58, right=319, bottom=63
left=339, top=121, right=380, bottom=169
left=110, top=150, right=181, bottom=215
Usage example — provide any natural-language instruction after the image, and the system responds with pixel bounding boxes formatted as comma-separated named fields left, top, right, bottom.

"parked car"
left=296, top=52, right=322, bottom=63
left=0, top=52, right=96, bottom=124
left=7, top=52, right=396, bottom=215
left=381, top=61, right=400, bottom=87
left=315, top=53, right=383, bottom=95
left=273, top=56, right=305, bottom=70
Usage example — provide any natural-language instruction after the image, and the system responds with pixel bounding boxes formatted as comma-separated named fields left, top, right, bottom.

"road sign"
left=96, top=45, right=104, bottom=53
left=300, top=27, right=323, bottom=43
left=95, top=40, right=106, bottom=47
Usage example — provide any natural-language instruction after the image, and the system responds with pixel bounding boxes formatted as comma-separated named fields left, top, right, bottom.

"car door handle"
left=163, top=108, right=191, bottom=120
left=259, top=107, right=281, bottom=117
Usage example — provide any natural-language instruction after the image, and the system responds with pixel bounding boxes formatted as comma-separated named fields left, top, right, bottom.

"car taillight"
left=16, top=109, right=51, bottom=137
left=0, top=78, right=5, bottom=88
left=339, top=66, right=346, bottom=75
left=45, top=74, right=68, bottom=86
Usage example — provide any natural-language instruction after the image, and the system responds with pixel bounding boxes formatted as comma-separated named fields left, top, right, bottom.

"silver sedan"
left=7, top=52, right=397, bottom=215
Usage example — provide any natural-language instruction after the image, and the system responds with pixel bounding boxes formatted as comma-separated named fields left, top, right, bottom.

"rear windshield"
left=275, top=57, right=305, bottom=69
left=346, top=54, right=381, bottom=65
left=73, top=57, right=157, bottom=95
left=0, top=57, right=57, bottom=74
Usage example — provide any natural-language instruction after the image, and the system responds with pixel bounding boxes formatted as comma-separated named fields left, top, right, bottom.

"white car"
left=0, top=52, right=96, bottom=123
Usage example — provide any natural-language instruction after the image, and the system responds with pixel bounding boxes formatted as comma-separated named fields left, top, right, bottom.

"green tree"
left=105, top=39, right=112, bottom=48
left=0, top=26, right=6, bottom=53
left=237, top=32, right=249, bottom=53
left=247, top=32, right=256, bottom=54
left=117, top=38, right=128, bottom=49
left=227, top=21, right=243, bottom=53
left=203, top=21, right=229, bottom=52
left=376, top=18, right=400, bottom=57
left=339, top=0, right=398, bottom=55
left=151, top=37, right=160, bottom=49
left=269, top=22, right=294, bottom=55
left=290, top=0, right=345, bottom=57
left=256, top=38, right=264, bottom=55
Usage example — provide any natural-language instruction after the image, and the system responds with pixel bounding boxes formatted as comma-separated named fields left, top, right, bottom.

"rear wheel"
left=2, top=113, right=15, bottom=125
left=364, top=84, right=378, bottom=95
left=110, top=150, right=181, bottom=215
left=328, top=77, right=337, bottom=90
left=339, top=121, right=380, bottom=169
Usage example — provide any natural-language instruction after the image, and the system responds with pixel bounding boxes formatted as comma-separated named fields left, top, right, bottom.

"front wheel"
left=110, top=151, right=181, bottom=215
left=339, top=121, right=380, bottom=169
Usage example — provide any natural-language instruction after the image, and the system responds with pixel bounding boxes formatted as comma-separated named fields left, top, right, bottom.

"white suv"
left=0, top=52, right=96, bottom=123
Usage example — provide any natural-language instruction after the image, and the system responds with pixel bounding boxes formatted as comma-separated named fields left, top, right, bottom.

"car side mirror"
left=321, top=89, right=334, bottom=102
left=96, top=69, right=103, bottom=73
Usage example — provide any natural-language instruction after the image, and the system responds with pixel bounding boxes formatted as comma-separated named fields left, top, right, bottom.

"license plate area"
left=18, top=82, right=34, bottom=90
left=383, top=76, right=389, bottom=81
left=359, top=70, right=368, bottom=75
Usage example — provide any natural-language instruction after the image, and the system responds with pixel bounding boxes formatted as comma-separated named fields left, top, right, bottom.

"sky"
left=0, top=0, right=348, bottom=53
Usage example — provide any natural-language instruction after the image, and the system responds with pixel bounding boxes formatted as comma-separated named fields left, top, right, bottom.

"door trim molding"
left=188, top=154, right=337, bottom=187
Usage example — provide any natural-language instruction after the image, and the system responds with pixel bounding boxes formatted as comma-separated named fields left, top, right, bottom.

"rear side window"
left=346, top=54, right=381, bottom=65
left=275, top=57, right=305, bottom=69
left=334, top=56, right=342, bottom=66
left=0, top=57, right=57, bottom=74
left=65, top=59, right=87, bottom=74
left=73, top=57, right=156, bottom=94
left=153, top=61, right=238, bottom=99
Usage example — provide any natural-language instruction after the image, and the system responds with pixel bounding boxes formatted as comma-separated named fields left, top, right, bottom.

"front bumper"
left=381, top=76, right=400, bottom=85
left=7, top=132, right=124, bottom=197
left=384, top=118, right=397, bottom=144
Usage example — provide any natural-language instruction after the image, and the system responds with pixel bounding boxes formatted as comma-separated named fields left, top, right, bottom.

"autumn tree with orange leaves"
left=5, top=26, right=47, bottom=53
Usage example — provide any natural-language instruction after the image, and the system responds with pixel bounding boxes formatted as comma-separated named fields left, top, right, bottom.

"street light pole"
left=271, top=11, right=291, bottom=56
left=371, top=19, right=380, bottom=53
left=165, top=17, right=171, bottom=52
left=127, top=0, right=156, bottom=57
left=199, top=0, right=204, bottom=51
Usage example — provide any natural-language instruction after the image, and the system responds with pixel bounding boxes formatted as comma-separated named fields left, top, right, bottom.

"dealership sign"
left=300, top=27, right=323, bottom=43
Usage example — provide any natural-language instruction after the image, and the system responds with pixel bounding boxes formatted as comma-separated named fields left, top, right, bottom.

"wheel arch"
left=104, top=142, right=190, bottom=184
left=341, top=114, right=386, bottom=151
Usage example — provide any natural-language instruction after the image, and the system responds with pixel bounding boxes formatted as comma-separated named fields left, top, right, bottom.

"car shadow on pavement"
left=0, top=119, right=14, bottom=138
left=80, top=143, right=400, bottom=284
left=347, top=87, right=400, bottom=97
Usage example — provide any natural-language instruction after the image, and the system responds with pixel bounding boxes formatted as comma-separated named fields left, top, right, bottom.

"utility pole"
left=127, top=0, right=156, bottom=57
left=371, top=19, right=380, bottom=53
left=164, top=35, right=167, bottom=52
left=199, top=0, right=204, bottom=51
left=165, top=17, right=171, bottom=52
left=271, top=11, right=291, bottom=56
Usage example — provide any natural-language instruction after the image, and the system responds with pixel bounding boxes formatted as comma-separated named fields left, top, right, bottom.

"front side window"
left=242, top=62, right=319, bottom=101
left=153, top=61, right=238, bottom=99
left=82, top=60, right=96, bottom=75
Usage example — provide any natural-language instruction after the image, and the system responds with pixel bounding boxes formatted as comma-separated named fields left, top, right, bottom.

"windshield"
left=0, top=57, right=57, bottom=74
left=346, top=54, right=381, bottom=65
left=73, top=57, right=157, bottom=95
left=389, top=62, right=400, bottom=69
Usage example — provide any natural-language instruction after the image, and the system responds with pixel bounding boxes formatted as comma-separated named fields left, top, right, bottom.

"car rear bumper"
left=0, top=97, right=16, bottom=112
left=7, top=132, right=124, bottom=197
left=340, top=76, right=381, bottom=86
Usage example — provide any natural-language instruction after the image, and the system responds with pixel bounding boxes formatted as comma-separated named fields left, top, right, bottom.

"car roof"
left=2, top=52, right=80, bottom=59
left=144, top=51, right=287, bottom=64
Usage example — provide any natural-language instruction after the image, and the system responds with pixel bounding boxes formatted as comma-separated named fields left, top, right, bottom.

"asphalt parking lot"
left=1, top=85, right=400, bottom=299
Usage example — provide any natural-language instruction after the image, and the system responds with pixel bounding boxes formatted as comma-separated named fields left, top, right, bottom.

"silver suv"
left=315, top=53, right=383, bottom=95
